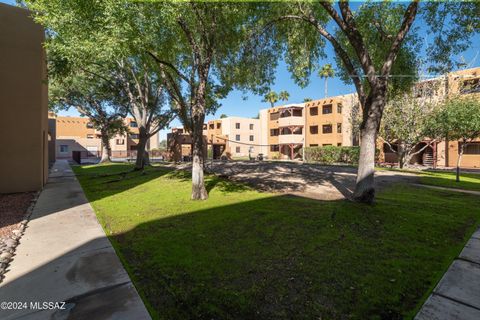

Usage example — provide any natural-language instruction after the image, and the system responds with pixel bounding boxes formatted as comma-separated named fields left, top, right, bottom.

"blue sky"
left=2, top=0, right=479, bottom=141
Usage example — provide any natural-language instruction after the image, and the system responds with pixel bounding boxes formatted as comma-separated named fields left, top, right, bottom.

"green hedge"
left=304, top=146, right=360, bottom=165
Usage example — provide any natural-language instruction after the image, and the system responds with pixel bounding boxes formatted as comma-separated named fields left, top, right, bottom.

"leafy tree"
left=49, top=64, right=128, bottom=163
left=379, top=86, right=438, bottom=169
left=25, top=0, right=173, bottom=170
left=263, top=91, right=279, bottom=108
left=265, top=1, right=479, bottom=203
left=426, top=96, right=480, bottom=182
left=279, top=90, right=290, bottom=103
left=147, top=2, right=277, bottom=199
left=318, top=64, right=335, bottom=97
left=303, top=97, right=313, bottom=102
left=219, top=114, right=228, bottom=119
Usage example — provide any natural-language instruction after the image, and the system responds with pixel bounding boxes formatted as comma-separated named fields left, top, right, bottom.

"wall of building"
left=0, top=4, right=48, bottom=193
left=221, top=117, right=261, bottom=158
left=53, top=116, right=156, bottom=158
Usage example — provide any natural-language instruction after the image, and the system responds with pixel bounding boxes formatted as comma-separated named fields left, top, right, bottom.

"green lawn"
left=419, top=171, right=480, bottom=191
left=73, top=164, right=480, bottom=320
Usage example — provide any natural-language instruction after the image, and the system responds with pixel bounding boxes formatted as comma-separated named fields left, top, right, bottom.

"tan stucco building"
left=259, top=94, right=357, bottom=160
left=379, top=67, right=480, bottom=168
left=0, top=4, right=49, bottom=193
left=53, top=115, right=159, bottom=159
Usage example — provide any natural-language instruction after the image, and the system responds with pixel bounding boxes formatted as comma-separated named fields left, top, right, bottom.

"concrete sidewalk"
left=416, top=227, right=480, bottom=319
left=0, top=160, right=151, bottom=320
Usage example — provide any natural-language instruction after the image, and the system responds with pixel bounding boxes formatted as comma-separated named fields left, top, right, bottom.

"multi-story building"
left=260, top=93, right=357, bottom=160
left=206, top=117, right=262, bottom=158
left=53, top=115, right=159, bottom=159
left=379, top=67, right=480, bottom=168
left=167, top=117, right=263, bottom=161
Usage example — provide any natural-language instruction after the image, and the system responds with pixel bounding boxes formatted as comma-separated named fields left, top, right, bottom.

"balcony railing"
left=278, top=116, right=304, bottom=127
left=278, top=134, right=304, bottom=144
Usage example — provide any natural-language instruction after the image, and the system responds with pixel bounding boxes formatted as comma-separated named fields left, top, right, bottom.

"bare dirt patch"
left=205, top=161, right=419, bottom=200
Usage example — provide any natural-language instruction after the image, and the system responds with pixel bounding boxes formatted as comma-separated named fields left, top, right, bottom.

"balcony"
left=278, top=134, right=304, bottom=144
left=278, top=116, right=304, bottom=127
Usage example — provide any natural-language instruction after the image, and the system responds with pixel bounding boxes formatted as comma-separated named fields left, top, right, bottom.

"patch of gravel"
left=0, top=191, right=40, bottom=282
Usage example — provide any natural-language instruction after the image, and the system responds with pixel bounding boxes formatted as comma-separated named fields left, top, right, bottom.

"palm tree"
left=318, top=64, right=335, bottom=98
left=263, top=91, right=279, bottom=108
left=303, top=98, right=313, bottom=102
left=279, top=90, right=290, bottom=103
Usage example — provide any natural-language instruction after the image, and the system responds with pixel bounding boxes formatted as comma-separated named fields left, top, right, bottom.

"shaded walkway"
left=0, top=160, right=150, bottom=320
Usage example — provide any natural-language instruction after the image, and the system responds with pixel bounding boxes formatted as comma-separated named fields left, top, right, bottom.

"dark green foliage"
left=304, top=146, right=360, bottom=165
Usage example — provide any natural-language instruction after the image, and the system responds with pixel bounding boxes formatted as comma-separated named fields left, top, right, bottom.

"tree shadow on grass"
left=2, top=179, right=480, bottom=319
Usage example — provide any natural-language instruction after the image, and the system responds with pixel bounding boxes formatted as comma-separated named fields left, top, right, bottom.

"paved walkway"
left=416, top=227, right=480, bottom=319
left=413, top=183, right=480, bottom=196
left=0, top=160, right=151, bottom=320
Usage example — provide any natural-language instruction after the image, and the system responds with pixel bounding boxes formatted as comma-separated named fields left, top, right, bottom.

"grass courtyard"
left=73, top=163, right=480, bottom=319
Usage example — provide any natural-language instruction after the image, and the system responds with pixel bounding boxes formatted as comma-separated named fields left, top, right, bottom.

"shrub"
left=304, top=146, right=360, bottom=165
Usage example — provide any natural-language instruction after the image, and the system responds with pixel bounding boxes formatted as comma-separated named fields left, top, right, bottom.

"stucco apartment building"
left=53, top=115, right=159, bottom=159
left=259, top=93, right=357, bottom=160
left=379, top=67, right=480, bottom=168
left=167, top=117, right=263, bottom=161
left=0, top=4, right=49, bottom=193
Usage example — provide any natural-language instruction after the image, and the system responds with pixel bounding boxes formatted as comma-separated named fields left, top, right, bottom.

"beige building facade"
left=54, top=115, right=159, bottom=159
left=260, top=93, right=357, bottom=160
left=0, top=4, right=49, bottom=193
left=379, top=67, right=480, bottom=168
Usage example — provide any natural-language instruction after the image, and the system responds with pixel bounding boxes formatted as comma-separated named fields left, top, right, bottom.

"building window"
left=60, top=145, right=68, bottom=153
left=322, top=104, right=333, bottom=114
left=86, top=122, right=94, bottom=129
left=217, top=123, right=221, bottom=129
left=235, top=123, right=240, bottom=129
left=130, top=121, right=138, bottom=128
left=323, top=144, right=332, bottom=146
left=130, top=134, right=139, bottom=139
left=86, top=134, right=94, bottom=139
left=130, top=145, right=138, bottom=151
left=310, top=107, right=318, bottom=116
left=209, top=123, right=214, bottom=129
left=310, top=144, right=318, bottom=147
left=337, top=104, right=343, bottom=114
left=322, top=124, right=332, bottom=134
left=116, top=139, right=125, bottom=145
left=460, top=78, right=480, bottom=94
left=270, top=145, right=279, bottom=152
left=310, top=125, right=318, bottom=134
left=337, top=143, right=342, bottom=146
left=249, top=123, right=254, bottom=130
left=462, top=142, right=480, bottom=154
left=235, top=134, right=240, bottom=141
left=270, top=112, right=279, bottom=121
left=270, top=128, right=279, bottom=136
left=236, top=146, right=241, bottom=153
left=249, top=135, right=254, bottom=141
left=337, top=123, right=342, bottom=133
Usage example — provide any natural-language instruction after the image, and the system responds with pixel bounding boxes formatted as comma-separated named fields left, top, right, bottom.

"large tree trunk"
left=353, top=124, right=377, bottom=203
left=191, top=117, right=208, bottom=200
left=353, top=92, right=385, bottom=203
left=456, top=143, right=465, bottom=182
left=134, top=126, right=148, bottom=170
left=99, top=131, right=111, bottom=163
